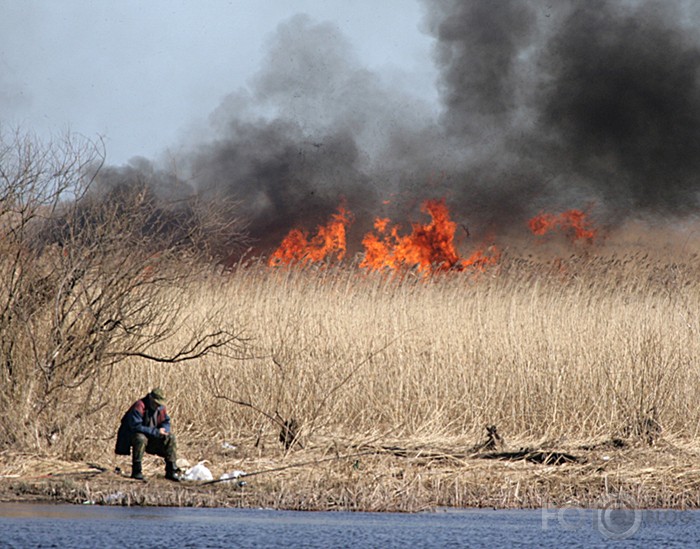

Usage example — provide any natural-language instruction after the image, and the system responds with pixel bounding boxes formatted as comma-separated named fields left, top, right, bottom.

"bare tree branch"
left=0, top=128, right=250, bottom=451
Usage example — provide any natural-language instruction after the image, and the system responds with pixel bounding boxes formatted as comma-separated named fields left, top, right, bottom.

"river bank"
left=2, top=436, right=700, bottom=511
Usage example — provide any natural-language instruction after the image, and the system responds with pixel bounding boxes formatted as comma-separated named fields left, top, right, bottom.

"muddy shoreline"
left=3, top=439, right=700, bottom=511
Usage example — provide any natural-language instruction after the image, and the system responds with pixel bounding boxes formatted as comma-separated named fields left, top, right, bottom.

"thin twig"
left=197, top=450, right=377, bottom=486
left=307, top=334, right=406, bottom=434
left=212, top=395, right=304, bottom=449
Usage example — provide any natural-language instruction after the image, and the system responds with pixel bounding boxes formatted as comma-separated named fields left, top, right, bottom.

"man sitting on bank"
left=115, top=388, right=181, bottom=481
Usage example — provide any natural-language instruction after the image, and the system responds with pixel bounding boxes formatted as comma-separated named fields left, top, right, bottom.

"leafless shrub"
left=0, top=129, right=248, bottom=452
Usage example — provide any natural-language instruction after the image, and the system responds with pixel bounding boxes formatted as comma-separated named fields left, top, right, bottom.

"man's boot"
left=165, top=460, right=181, bottom=482
left=131, top=459, right=144, bottom=480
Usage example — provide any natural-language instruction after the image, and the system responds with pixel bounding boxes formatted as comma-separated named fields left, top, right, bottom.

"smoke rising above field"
left=98, top=1, right=700, bottom=253
left=186, top=14, right=441, bottom=249
left=423, top=0, right=700, bottom=225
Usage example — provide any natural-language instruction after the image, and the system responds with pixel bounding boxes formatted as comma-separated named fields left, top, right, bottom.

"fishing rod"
left=196, top=449, right=377, bottom=486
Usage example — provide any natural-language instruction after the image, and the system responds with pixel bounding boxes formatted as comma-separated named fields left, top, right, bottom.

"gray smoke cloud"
left=98, top=2, right=700, bottom=256
left=423, top=0, right=700, bottom=228
left=186, top=14, right=441, bottom=251
left=538, top=0, right=700, bottom=211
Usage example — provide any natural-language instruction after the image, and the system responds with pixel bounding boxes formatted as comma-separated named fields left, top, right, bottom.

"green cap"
left=150, top=387, right=166, bottom=405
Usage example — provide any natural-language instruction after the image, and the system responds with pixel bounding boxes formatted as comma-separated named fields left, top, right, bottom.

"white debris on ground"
left=103, top=491, right=125, bottom=503
left=219, top=470, right=246, bottom=481
left=183, top=461, right=213, bottom=481
left=220, top=470, right=247, bottom=487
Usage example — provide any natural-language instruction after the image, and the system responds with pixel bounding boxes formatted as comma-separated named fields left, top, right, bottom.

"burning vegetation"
left=268, top=205, right=353, bottom=267
left=360, top=199, right=499, bottom=274
left=268, top=199, right=597, bottom=274
left=268, top=198, right=501, bottom=274
left=528, top=209, right=598, bottom=243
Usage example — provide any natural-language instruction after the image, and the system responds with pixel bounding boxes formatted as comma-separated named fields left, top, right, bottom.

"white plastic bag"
left=183, top=461, right=213, bottom=481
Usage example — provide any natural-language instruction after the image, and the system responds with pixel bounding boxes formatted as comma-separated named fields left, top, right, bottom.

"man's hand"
left=159, top=428, right=169, bottom=437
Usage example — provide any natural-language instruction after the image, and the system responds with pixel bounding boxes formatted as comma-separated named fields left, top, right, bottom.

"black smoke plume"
left=96, top=2, right=700, bottom=258
left=424, top=0, right=700, bottom=224
left=186, top=14, right=439, bottom=251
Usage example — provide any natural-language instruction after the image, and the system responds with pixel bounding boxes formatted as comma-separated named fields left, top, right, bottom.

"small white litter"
left=104, top=491, right=125, bottom=504
left=183, top=461, right=213, bottom=481
left=221, top=442, right=237, bottom=450
left=219, top=470, right=246, bottom=481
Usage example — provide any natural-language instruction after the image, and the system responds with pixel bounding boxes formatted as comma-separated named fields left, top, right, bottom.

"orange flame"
left=528, top=209, right=597, bottom=242
left=268, top=205, right=353, bottom=266
left=360, top=199, right=499, bottom=274
left=266, top=202, right=599, bottom=273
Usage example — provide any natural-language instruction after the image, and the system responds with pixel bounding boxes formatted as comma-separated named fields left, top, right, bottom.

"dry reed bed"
left=4, top=249, right=700, bottom=509
left=152, top=250, right=700, bottom=446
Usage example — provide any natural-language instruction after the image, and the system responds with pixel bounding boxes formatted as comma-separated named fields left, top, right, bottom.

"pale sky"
left=0, top=0, right=437, bottom=165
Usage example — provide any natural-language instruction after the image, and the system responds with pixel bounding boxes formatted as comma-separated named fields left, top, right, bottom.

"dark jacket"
left=114, top=395, right=171, bottom=455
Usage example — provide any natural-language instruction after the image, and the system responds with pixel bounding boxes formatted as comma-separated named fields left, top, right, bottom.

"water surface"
left=1, top=503, right=697, bottom=548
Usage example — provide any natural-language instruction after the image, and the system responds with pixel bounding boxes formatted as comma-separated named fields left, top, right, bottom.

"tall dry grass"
left=78, top=244, right=700, bottom=464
